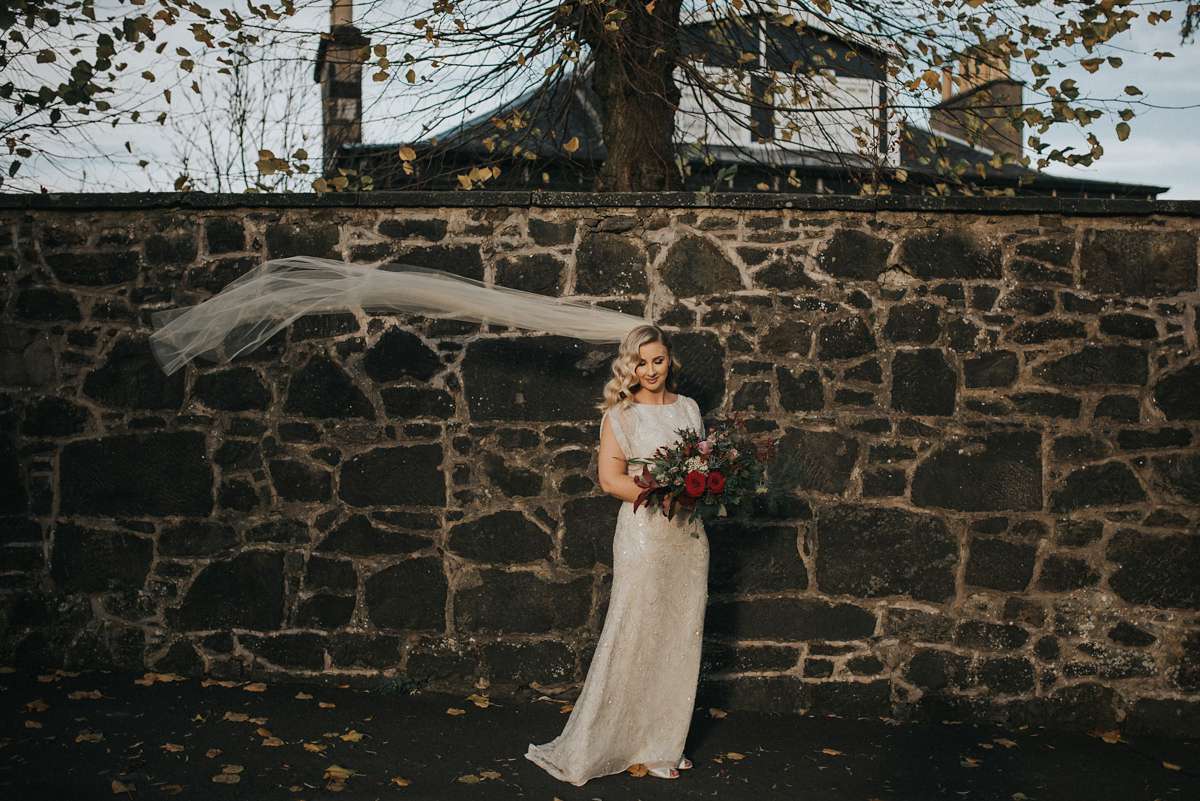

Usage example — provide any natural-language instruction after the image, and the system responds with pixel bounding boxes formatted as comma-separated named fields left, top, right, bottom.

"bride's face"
left=634, top=341, right=669, bottom=393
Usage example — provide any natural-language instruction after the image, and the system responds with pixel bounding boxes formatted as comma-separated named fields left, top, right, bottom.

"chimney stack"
left=314, top=0, right=369, bottom=177
left=930, top=54, right=1024, bottom=157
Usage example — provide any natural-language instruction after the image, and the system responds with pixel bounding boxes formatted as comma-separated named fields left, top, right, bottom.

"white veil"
left=149, top=257, right=649, bottom=375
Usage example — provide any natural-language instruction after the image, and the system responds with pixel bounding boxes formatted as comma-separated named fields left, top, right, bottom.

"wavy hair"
left=600, top=325, right=679, bottom=412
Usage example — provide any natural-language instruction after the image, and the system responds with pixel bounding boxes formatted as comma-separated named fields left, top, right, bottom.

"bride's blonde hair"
left=600, top=324, right=679, bottom=412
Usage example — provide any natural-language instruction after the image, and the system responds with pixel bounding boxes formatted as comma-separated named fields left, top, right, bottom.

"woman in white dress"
left=526, top=325, right=710, bottom=785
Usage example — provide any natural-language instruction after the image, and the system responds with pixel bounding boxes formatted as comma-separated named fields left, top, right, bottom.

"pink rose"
left=697, top=440, right=713, bottom=455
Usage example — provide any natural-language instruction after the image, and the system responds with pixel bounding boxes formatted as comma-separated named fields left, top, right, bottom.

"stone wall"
left=2, top=192, right=1199, bottom=737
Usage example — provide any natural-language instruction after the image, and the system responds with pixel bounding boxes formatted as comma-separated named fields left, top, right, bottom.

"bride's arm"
left=598, top=416, right=643, bottom=503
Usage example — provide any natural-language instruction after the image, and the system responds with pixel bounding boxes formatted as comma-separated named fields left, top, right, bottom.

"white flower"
left=686, top=456, right=709, bottom=474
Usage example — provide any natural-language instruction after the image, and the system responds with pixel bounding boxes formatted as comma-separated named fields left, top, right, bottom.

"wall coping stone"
left=3, top=191, right=1200, bottom=216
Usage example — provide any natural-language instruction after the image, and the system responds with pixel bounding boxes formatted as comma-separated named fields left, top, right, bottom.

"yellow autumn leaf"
left=244, top=682, right=267, bottom=692
left=559, top=704, right=574, bottom=714
left=447, top=707, right=467, bottom=716
left=202, top=679, right=239, bottom=688
left=318, top=702, right=335, bottom=709
left=161, top=743, right=185, bottom=752
left=821, top=748, right=843, bottom=756
left=76, top=729, right=104, bottom=743
left=1097, top=730, right=1122, bottom=744
left=563, top=136, right=580, bottom=154
left=68, top=690, right=103, bottom=699
left=391, top=776, right=412, bottom=786
left=709, top=708, right=726, bottom=718
left=112, top=779, right=135, bottom=794
left=406, top=69, right=416, bottom=83
left=479, top=770, right=501, bottom=780
left=206, top=748, right=223, bottom=758
left=262, top=737, right=284, bottom=747
left=726, top=752, right=745, bottom=760
left=1165, top=761, right=1182, bottom=770
left=627, top=764, right=648, bottom=777
left=25, top=720, right=42, bottom=728
left=755, top=183, right=770, bottom=191
left=456, top=774, right=481, bottom=784
left=994, top=738, right=1017, bottom=749
left=223, top=712, right=249, bottom=722
left=397, top=146, right=416, bottom=161
left=295, top=692, right=313, bottom=700
left=303, top=743, right=327, bottom=753
left=466, top=693, right=495, bottom=708
left=325, top=765, right=355, bottom=780
left=340, top=730, right=364, bottom=742
left=211, top=773, right=240, bottom=784
left=26, top=700, right=50, bottom=711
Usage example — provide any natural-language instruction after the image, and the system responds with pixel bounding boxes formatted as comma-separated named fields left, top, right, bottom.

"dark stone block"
left=1000, top=288, right=1055, bottom=315
left=965, top=538, right=1035, bottom=591
left=1100, top=313, right=1157, bottom=339
left=884, top=302, right=941, bottom=344
left=844, top=359, right=882, bottom=384
left=483, top=641, right=575, bottom=686
left=496, top=253, right=563, bottom=296
left=364, top=557, right=448, bottom=630
left=1174, top=632, right=1200, bottom=691
left=378, top=218, right=448, bottom=241
left=835, top=388, right=873, bottom=406
left=145, top=233, right=198, bottom=265
left=1036, top=345, right=1148, bottom=387
left=562, top=495, right=619, bottom=568
left=708, top=522, right=806, bottom=594
left=1108, top=621, right=1156, bottom=648
left=946, top=316, right=982, bottom=351
left=265, top=222, right=338, bottom=259
left=0, top=437, right=27, bottom=516
left=661, top=235, right=741, bottom=295
left=338, top=445, right=445, bottom=507
left=1153, top=362, right=1200, bottom=420
left=1077, top=642, right=1156, bottom=679
left=528, top=218, right=575, bottom=246
left=698, top=676, right=806, bottom=714
left=217, top=478, right=260, bottom=512
left=1108, top=529, right=1200, bottom=610
left=328, top=634, right=401, bottom=669
left=817, top=317, right=876, bottom=360
left=754, top=253, right=817, bottom=291
left=447, top=510, right=551, bottom=564
left=906, top=649, right=970, bottom=690
left=1010, top=260, right=1072, bottom=285
left=955, top=621, right=1029, bottom=650
left=1035, top=636, right=1060, bottom=660
left=290, top=312, right=359, bottom=341
left=1015, top=238, right=1073, bottom=267
left=362, top=329, right=442, bottom=383
left=1007, top=319, right=1086, bottom=345
left=1095, top=395, right=1140, bottom=422
left=891, top=349, right=956, bottom=416
left=899, top=230, right=1001, bottom=280
left=1036, top=555, right=1099, bottom=591
left=45, top=251, right=139, bottom=285
left=242, top=632, right=326, bottom=670
left=0, top=517, right=41, bottom=547
left=971, top=285, right=1001, bottom=311
left=296, top=595, right=356, bottom=629
left=732, top=380, right=771, bottom=412
left=306, top=555, right=357, bottom=592
left=213, top=440, right=261, bottom=470
left=862, top=469, right=906, bottom=497
left=964, top=351, right=1018, bottom=388
left=971, top=517, right=1009, bottom=535
left=1003, top=597, right=1046, bottom=627
left=1050, top=462, right=1146, bottom=512
left=847, top=655, right=884, bottom=675
left=815, top=229, right=893, bottom=280
left=454, top=570, right=590, bottom=634
left=317, top=514, right=429, bottom=556
left=779, top=428, right=859, bottom=495
left=463, top=337, right=612, bottom=422
left=1079, top=229, right=1197, bottom=297
left=153, top=641, right=204, bottom=677
left=277, top=422, right=320, bottom=444
left=1152, top=453, right=1200, bottom=504
left=706, top=597, right=877, bottom=641
left=269, top=459, right=332, bottom=503
left=701, top=643, right=799, bottom=674
left=1010, top=392, right=1081, bottom=418
left=980, top=657, right=1035, bottom=693
left=21, top=396, right=91, bottom=437
left=818, top=505, right=956, bottom=602
left=49, top=523, right=152, bottom=594
left=84, top=338, right=185, bottom=410
left=283, top=356, right=375, bottom=420
left=192, top=367, right=271, bottom=412
left=912, top=430, right=1042, bottom=512
left=803, top=658, right=834, bottom=678
left=167, top=551, right=286, bottom=631
left=1051, top=435, right=1109, bottom=462
left=776, top=367, right=824, bottom=412
left=159, top=521, right=238, bottom=557
left=382, top=387, right=455, bottom=419
left=1125, top=699, right=1200, bottom=739
left=61, top=431, right=212, bottom=516
left=672, top=332, right=726, bottom=414
left=1119, top=428, right=1192, bottom=450
left=576, top=233, right=647, bottom=295
left=481, top=453, right=543, bottom=497
left=15, top=287, right=82, bottom=321
left=761, top=320, right=811, bottom=357
left=205, top=217, right=245, bottom=253
left=1144, top=508, right=1189, bottom=527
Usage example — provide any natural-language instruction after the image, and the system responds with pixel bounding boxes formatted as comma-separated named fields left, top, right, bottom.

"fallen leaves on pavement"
left=391, top=776, right=412, bottom=786
left=76, top=729, right=104, bottom=743
left=627, top=764, right=649, bottom=777
left=244, top=683, right=268, bottom=693
left=446, top=708, right=466, bottom=716
left=466, top=693, right=498, bottom=708
left=161, top=743, right=185, bottom=753
left=340, top=730, right=364, bottom=742
left=67, top=690, right=104, bottom=700
left=111, top=779, right=135, bottom=794
left=212, top=765, right=244, bottom=783
left=26, top=699, right=50, bottom=712
left=134, top=673, right=182, bottom=686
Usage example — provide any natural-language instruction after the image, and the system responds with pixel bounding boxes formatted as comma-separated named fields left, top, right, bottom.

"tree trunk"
left=580, top=0, right=684, bottom=192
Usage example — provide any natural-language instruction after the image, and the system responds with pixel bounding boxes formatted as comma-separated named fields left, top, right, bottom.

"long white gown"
left=526, top=396, right=710, bottom=785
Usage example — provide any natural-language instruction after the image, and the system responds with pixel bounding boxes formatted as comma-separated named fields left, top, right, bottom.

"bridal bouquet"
left=629, top=414, right=787, bottom=526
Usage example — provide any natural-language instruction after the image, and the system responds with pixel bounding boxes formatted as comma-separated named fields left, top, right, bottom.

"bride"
left=526, top=324, right=709, bottom=785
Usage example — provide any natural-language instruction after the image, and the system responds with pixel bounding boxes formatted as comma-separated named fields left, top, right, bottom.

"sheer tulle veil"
left=149, top=257, right=649, bottom=375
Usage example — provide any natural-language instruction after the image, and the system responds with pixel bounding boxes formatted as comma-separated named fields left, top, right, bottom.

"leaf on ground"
left=26, top=699, right=50, bottom=712
left=25, top=720, right=43, bottom=728
left=709, top=708, right=727, bottom=718
left=68, top=690, right=104, bottom=700
left=1096, top=729, right=1123, bottom=744
left=201, top=679, right=239, bottom=688
left=212, top=773, right=240, bottom=784
left=390, top=777, right=411, bottom=786
left=726, top=752, right=745, bottom=760
left=457, top=774, right=482, bottom=784
left=340, top=730, right=364, bottom=742
left=256, top=727, right=273, bottom=737
left=559, top=704, right=573, bottom=714
left=1164, top=762, right=1181, bottom=771
left=821, top=749, right=843, bottom=756
left=325, top=765, right=355, bottom=780
left=223, top=712, right=250, bottom=722
left=206, top=748, right=223, bottom=758
left=318, top=702, right=335, bottom=709
left=222, top=765, right=244, bottom=774
left=161, top=743, right=185, bottom=752
left=0, top=666, right=14, bottom=674
left=111, top=779, right=135, bottom=794
left=446, top=708, right=466, bottom=716
left=263, top=737, right=284, bottom=747
left=296, top=692, right=313, bottom=700
left=134, top=672, right=183, bottom=686
left=303, top=743, right=327, bottom=753
left=162, top=785, right=183, bottom=795
left=479, top=770, right=501, bottom=780
left=76, top=729, right=104, bottom=743
left=244, top=682, right=267, bottom=693
left=249, top=717, right=267, bottom=724
left=466, top=693, right=497, bottom=708
left=994, top=738, right=1018, bottom=749
left=961, top=757, right=982, bottom=767
left=627, top=764, right=648, bottom=777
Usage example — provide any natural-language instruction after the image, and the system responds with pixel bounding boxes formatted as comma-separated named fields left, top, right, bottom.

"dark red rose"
left=684, top=471, right=707, bottom=497
left=707, top=471, right=725, bottom=494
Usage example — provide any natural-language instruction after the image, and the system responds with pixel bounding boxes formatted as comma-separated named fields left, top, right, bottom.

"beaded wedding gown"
left=526, top=396, right=709, bottom=785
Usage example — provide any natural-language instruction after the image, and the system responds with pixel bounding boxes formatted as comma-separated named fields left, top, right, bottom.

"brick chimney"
left=314, top=0, right=369, bottom=177
left=929, top=55, right=1024, bottom=157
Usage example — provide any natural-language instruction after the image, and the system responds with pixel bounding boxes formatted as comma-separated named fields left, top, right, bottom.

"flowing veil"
left=149, top=257, right=649, bottom=375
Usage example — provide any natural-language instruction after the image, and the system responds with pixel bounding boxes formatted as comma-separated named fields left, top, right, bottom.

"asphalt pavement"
left=2, top=667, right=1199, bottom=800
